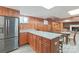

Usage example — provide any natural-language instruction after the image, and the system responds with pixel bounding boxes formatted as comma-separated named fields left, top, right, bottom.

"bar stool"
left=68, top=31, right=77, bottom=45
left=59, top=36, right=64, bottom=53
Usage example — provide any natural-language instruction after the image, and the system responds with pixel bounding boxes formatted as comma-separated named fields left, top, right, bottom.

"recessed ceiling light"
left=68, top=9, right=79, bottom=15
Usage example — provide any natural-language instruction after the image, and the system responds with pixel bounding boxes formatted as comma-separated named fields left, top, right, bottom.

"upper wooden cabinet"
left=51, top=22, right=63, bottom=32
left=0, top=6, right=20, bottom=17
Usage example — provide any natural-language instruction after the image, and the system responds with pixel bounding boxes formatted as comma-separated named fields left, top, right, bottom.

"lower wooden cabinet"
left=28, top=33, right=33, bottom=47
left=20, top=32, right=60, bottom=53
left=28, top=33, right=59, bottom=53
left=32, top=34, right=37, bottom=51
left=42, top=38, right=51, bottom=53
left=51, top=38, right=59, bottom=53
left=19, top=32, right=28, bottom=46
left=36, top=36, right=42, bottom=53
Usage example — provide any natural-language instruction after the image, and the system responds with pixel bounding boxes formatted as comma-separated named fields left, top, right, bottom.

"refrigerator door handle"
left=5, top=18, right=8, bottom=37
left=7, top=19, right=9, bottom=35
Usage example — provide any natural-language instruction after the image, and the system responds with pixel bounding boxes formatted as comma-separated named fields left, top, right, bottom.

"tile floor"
left=11, top=45, right=35, bottom=53
left=63, top=32, right=79, bottom=53
left=11, top=33, right=79, bottom=53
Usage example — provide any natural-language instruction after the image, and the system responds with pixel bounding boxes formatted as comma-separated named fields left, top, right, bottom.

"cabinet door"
left=2, top=7, right=6, bottom=16
left=8, top=9, right=13, bottom=16
left=51, top=38, right=59, bottom=53
left=8, top=9, right=19, bottom=17
left=36, top=36, right=42, bottom=53
left=42, top=38, right=51, bottom=53
left=52, top=22, right=61, bottom=32
left=28, top=33, right=33, bottom=47
left=0, top=7, right=5, bottom=16
left=32, top=34, right=37, bottom=51
left=15, top=11, right=20, bottom=17
left=0, top=7, right=3, bottom=15
left=5, top=8, right=9, bottom=16
left=0, top=6, right=20, bottom=17
left=19, top=32, right=27, bottom=46
left=11, top=10, right=18, bottom=17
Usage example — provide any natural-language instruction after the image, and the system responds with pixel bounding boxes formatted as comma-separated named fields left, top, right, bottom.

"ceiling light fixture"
left=68, top=9, right=79, bottom=15
left=42, top=5, right=55, bottom=9
left=63, top=20, right=71, bottom=22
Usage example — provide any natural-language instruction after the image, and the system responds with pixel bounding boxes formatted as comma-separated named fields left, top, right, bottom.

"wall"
left=63, top=16, right=79, bottom=30
left=64, top=22, right=79, bottom=30
left=7, top=6, right=79, bottom=18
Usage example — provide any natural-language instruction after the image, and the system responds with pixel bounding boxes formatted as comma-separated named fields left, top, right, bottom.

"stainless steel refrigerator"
left=0, top=16, right=19, bottom=53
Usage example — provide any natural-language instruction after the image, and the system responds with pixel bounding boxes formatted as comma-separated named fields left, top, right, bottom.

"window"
left=20, top=17, right=24, bottom=23
left=20, top=17, right=29, bottom=23
left=44, top=20, right=48, bottom=25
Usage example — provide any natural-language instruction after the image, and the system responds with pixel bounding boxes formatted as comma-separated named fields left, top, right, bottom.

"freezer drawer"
left=14, top=37, right=18, bottom=49
left=4, top=37, right=18, bottom=52
left=0, top=40, right=4, bottom=53
left=0, top=34, right=4, bottom=39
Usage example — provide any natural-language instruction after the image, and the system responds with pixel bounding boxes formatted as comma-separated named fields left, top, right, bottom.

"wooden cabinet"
left=28, top=33, right=37, bottom=51
left=0, top=6, right=20, bottom=17
left=51, top=22, right=63, bottom=32
left=32, top=34, right=37, bottom=51
left=0, top=7, right=6, bottom=16
left=51, top=38, right=59, bottom=53
left=28, top=33, right=60, bottom=53
left=8, top=9, right=20, bottom=17
left=28, top=33, right=42, bottom=52
left=19, top=32, right=28, bottom=46
left=42, top=38, right=51, bottom=53
left=8, top=9, right=15, bottom=16
left=36, top=36, right=42, bottom=52
left=28, top=33, right=33, bottom=47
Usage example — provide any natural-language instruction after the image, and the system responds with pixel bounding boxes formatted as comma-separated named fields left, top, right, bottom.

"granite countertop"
left=20, top=29, right=63, bottom=40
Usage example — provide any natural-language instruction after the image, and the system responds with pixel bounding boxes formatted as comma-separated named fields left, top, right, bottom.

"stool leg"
left=73, top=38, right=76, bottom=45
left=61, top=45, right=63, bottom=53
left=59, top=42, right=63, bottom=53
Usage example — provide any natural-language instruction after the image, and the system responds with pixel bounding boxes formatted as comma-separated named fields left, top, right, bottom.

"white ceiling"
left=7, top=6, right=79, bottom=18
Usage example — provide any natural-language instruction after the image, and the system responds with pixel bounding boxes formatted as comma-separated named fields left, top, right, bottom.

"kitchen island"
left=20, top=29, right=63, bottom=53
